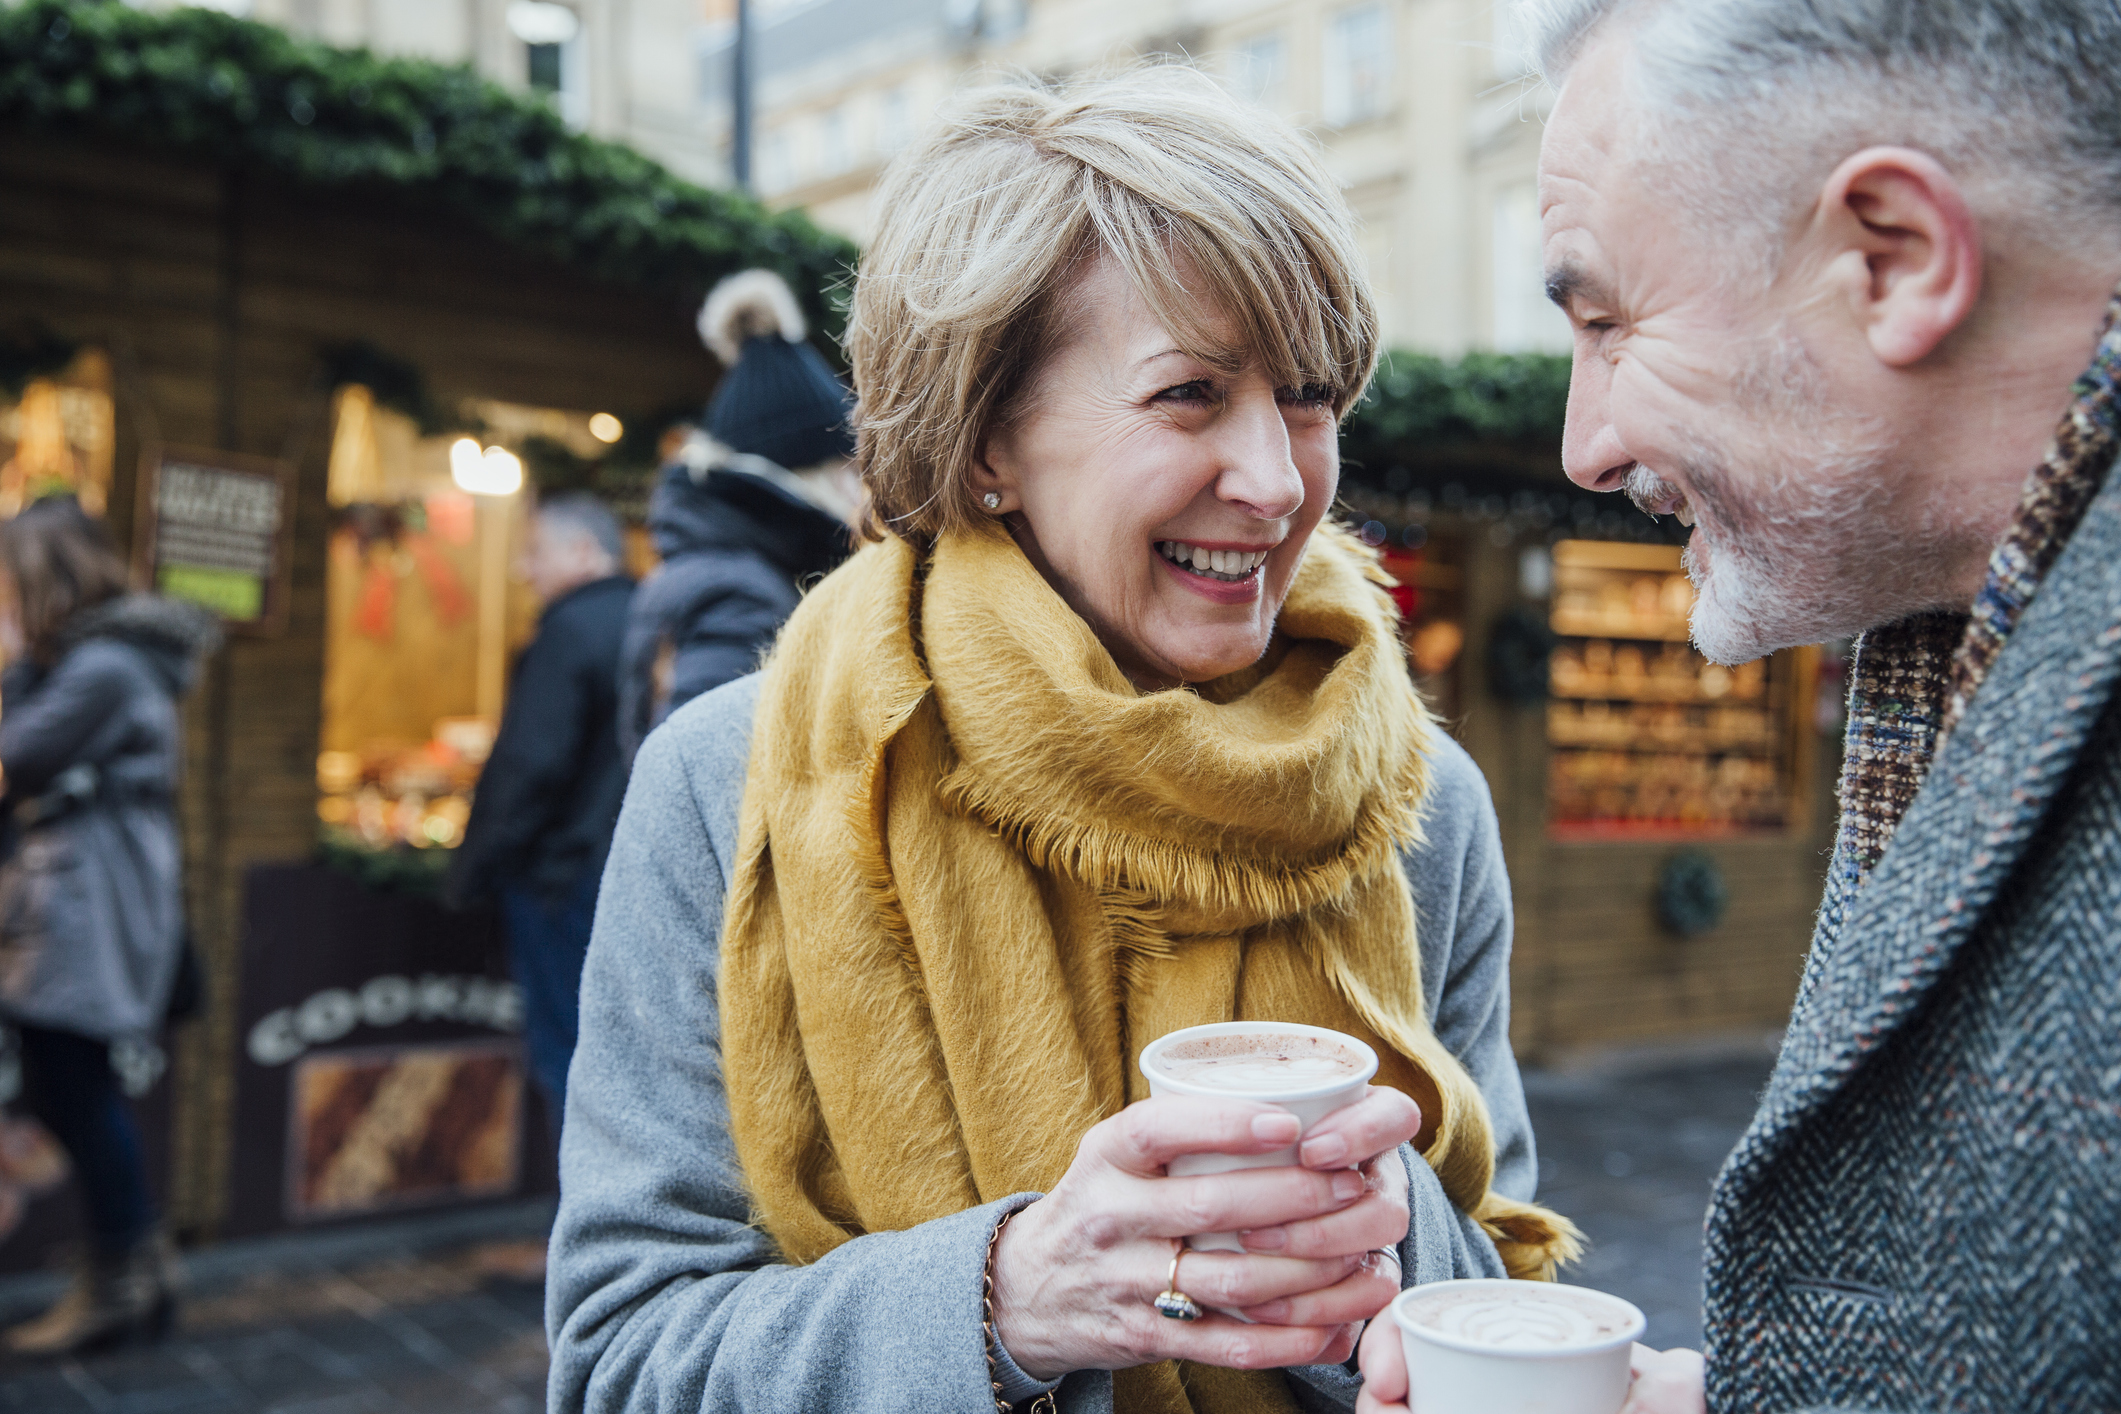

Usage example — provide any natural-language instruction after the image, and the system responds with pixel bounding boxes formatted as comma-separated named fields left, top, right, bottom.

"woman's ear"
left=1809, top=146, right=1983, bottom=368
left=970, top=427, right=1022, bottom=515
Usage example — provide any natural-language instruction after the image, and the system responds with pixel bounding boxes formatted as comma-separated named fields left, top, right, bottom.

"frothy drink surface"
left=1156, top=1033, right=1363, bottom=1093
left=1401, top=1286, right=1630, bottom=1351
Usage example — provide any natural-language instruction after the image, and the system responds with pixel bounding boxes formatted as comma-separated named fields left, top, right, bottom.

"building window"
left=819, top=106, right=850, bottom=177
left=878, top=86, right=914, bottom=154
left=1232, top=31, right=1288, bottom=108
left=508, top=2, right=587, bottom=129
left=1323, top=4, right=1393, bottom=127
left=759, top=128, right=794, bottom=196
left=1490, top=182, right=1572, bottom=353
left=1492, top=0, right=1530, bottom=76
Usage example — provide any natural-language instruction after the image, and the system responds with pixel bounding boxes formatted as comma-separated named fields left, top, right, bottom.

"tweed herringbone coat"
left=1702, top=454, right=2121, bottom=1411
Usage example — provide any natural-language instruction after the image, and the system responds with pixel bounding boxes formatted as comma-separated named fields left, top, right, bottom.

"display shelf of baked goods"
left=1544, top=540, right=1805, bottom=841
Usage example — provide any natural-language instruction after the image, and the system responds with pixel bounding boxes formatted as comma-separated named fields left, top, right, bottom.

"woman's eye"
left=1278, top=384, right=1337, bottom=408
left=1153, top=380, right=1216, bottom=404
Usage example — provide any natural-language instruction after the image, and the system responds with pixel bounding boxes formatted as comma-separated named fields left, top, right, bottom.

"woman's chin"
left=1134, top=626, right=1273, bottom=686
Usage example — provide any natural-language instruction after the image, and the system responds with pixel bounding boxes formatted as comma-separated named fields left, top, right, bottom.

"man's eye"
left=1154, top=380, right=1216, bottom=403
left=1279, top=383, right=1338, bottom=407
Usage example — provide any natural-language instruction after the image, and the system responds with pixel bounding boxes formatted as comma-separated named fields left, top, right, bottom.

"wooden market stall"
left=0, top=0, right=853, bottom=1255
left=1341, top=366, right=1843, bottom=1064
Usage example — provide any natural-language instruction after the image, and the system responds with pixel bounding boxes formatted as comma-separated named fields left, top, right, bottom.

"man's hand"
left=1357, top=1322, right=1705, bottom=1414
left=1620, top=1344, right=1705, bottom=1414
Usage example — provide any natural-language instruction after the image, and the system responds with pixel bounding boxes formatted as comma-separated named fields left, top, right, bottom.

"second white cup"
left=1139, top=1021, right=1379, bottom=1252
left=1388, top=1278, right=1646, bottom=1414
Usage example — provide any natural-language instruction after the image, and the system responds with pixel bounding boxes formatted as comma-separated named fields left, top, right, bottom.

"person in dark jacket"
left=617, top=269, right=853, bottom=758
left=449, top=494, right=632, bottom=1118
left=0, top=497, right=218, bottom=1356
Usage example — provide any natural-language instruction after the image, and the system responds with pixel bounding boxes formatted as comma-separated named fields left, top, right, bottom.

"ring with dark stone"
left=1154, top=1289, right=1204, bottom=1321
left=1154, top=1242, right=1203, bottom=1320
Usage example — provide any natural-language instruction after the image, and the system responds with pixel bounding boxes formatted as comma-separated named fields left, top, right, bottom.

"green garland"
left=1342, top=351, right=1572, bottom=475
left=0, top=0, right=857, bottom=336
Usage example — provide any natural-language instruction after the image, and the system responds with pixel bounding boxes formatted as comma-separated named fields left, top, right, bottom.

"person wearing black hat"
left=617, top=269, right=855, bottom=760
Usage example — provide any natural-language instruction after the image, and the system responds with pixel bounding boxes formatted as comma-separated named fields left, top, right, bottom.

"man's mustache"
left=1623, top=464, right=1688, bottom=520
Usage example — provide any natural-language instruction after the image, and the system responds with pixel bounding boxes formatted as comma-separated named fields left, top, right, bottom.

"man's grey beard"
left=1619, top=335, right=1946, bottom=664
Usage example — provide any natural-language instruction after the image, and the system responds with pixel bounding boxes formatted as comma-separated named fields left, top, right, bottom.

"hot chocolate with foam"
left=1152, top=1032, right=1366, bottom=1094
left=1399, top=1284, right=1634, bottom=1352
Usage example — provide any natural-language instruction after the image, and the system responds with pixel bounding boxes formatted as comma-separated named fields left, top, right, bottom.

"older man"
left=451, top=494, right=634, bottom=1119
left=1357, top=3, right=2121, bottom=1413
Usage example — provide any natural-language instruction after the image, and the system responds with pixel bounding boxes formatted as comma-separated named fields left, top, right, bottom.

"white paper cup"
left=1389, top=1279, right=1646, bottom=1414
left=1139, top=1021, right=1378, bottom=1252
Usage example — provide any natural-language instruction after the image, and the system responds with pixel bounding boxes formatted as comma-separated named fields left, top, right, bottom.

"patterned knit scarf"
left=1816, top=285, right=2121, bottom=946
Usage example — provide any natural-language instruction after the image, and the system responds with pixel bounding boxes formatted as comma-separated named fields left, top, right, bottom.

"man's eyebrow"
left=1544, top=262, right=1613, bottom=312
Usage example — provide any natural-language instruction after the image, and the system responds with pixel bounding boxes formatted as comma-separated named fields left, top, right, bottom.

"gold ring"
left=1153, top=1240, right=1203, bottom=1321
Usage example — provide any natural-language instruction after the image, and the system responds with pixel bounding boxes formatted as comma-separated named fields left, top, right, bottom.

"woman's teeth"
left=1156, top=541, right=1268, bottom=582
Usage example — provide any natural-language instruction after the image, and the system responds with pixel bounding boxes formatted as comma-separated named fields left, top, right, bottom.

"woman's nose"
left=1214, top=396, right=1305, bottom=521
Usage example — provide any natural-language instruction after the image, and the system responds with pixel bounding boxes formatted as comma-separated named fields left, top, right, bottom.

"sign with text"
left=230, top=864, right=549, bottom=1236
left=134, top=446, right=295, bottom=636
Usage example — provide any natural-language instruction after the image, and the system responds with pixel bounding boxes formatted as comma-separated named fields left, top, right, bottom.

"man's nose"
left=1216, top=396, right=1305, bottom=521
left=1562, top=350, right=1631, bottom=492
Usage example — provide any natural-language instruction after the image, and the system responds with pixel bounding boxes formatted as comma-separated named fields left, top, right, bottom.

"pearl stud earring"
left=982, top=492, right=1002, bottom=510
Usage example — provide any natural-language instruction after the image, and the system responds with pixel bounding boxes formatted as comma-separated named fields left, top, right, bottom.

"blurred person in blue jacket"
left=617, top=269, right=854, bottom=760
left=449, top=494, right=632, bottom=1120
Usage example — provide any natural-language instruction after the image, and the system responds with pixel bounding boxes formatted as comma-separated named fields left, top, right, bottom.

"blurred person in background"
left=615, top=268, right=853, bottom=759
left=0, top=496, right=218, bottom=1356
left=1360, top=3, right=2121, bottom=1412
left=448, top=494, right=633, bottom=1126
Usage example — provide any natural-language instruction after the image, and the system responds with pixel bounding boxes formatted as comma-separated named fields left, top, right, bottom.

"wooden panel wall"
left=0, top=132, right=720, bottom=1237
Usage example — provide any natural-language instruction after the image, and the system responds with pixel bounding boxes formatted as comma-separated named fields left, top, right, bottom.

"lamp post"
left=731, top=0, right=753, bottom=190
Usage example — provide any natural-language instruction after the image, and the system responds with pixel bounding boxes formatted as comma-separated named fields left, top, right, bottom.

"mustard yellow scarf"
left=720, top=524, right=1579, bottom=1412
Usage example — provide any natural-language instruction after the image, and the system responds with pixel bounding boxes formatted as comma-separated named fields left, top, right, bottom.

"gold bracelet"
left=981, top=1207, right=1057, bottom=1413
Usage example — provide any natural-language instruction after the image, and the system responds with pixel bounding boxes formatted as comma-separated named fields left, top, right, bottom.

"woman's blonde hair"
left=846, top=65, right=1381, bottom=543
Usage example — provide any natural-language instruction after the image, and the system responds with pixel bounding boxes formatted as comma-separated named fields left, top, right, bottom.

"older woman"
left=549, top=68, right=1576, bottom=1413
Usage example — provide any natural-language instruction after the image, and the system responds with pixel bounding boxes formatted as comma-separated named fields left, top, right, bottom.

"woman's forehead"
left=1054, top=250, right=1326, bottom=384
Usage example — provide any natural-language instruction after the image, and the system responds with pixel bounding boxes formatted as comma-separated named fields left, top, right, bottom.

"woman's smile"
left=1154, top=538, right=1275, bottom=602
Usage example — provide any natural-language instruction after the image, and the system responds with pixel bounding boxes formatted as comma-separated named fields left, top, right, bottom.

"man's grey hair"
left=1519, top=0, right=2121, bottom=271
left=537, top=492, right=625, bottom=563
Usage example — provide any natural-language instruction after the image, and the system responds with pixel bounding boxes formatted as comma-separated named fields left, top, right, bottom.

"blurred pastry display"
left=315, top=716, right=493, bottom=854
left=1547, top=541, right=1796, bottom=836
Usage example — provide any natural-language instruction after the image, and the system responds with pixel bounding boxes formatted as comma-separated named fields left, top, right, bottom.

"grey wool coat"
left=1703, top=453, right=2121, bottom=1411
left=0, top=595, right=217, bottom=1041
left=548, top=673, right=1538, bottom=1413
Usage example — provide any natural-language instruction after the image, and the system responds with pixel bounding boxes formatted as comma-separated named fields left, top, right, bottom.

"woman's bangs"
left=1116, top=218, right=1367, bottom=406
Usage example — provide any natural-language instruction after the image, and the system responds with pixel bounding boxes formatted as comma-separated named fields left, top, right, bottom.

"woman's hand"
left=1356, top=1322, right=1707, bottom=1414
left=990, top=1088, right=1420, bottom=1383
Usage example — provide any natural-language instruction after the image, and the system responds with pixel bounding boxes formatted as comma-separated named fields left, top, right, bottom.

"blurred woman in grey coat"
left=0, top=497, right=217, bottom=1356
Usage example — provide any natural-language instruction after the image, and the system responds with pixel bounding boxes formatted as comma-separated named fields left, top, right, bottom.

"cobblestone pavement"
left=0, top=1043, right=1777, bottom=1410
left=0, top=1204, right=552, bottom=1414
left=1523, top=1037, right=1781, bottom=1351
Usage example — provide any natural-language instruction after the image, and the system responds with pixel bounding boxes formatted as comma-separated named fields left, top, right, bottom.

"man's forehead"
left=1539, top=35, right=1632, bottom=221
left=1538, top=35, right=1654, bottom=296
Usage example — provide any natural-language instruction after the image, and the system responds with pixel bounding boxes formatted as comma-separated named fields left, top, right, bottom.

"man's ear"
left=1812, top=146, right=1983, bottom=367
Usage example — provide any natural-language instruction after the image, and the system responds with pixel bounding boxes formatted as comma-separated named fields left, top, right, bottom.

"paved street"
left=1524, top=1036, right=1781, bottom=1350
left=0, top=1041, right=1777, bottom=1411
left=0, top=1204, right=551, bottom=1414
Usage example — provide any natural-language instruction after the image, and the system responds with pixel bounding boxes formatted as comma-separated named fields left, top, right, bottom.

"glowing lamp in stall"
left=450, top=439, right=524, bottom=496
left=588, top=412, right=623, bottom=443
